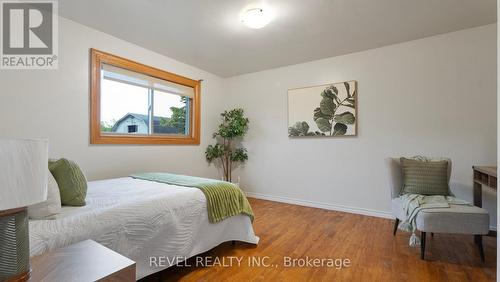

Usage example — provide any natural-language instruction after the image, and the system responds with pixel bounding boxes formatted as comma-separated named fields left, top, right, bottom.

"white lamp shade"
left=0, top=138, right=48, bottom=210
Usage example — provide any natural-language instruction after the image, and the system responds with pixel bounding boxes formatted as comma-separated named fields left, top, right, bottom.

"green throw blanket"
left=130, top=172, right=254, bottom=223
left=398, top=194, right=470, bottom=247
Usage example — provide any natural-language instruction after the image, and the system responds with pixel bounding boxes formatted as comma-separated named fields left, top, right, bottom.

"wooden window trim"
left=90, top=48, right=201, bottom=145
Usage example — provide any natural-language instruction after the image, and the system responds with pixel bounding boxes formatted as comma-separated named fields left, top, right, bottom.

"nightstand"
left=29, top=240, right=136, bottom=281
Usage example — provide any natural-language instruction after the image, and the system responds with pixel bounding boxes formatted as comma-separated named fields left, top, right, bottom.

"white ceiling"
left=59, top=0, right=496, bottom=77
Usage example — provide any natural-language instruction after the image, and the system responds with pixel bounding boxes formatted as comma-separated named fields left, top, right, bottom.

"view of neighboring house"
left=111, top=113, right=181, bottom=134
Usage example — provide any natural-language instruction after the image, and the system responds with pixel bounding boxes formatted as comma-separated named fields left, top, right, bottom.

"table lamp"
left=0, top=138, right=48, bottom=281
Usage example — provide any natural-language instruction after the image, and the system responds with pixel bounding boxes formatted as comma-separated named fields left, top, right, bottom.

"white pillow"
left=28, top=170, right=62, bottom=219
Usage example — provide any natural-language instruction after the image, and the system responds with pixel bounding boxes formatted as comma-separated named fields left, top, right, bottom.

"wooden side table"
left=29, top=240, right=136, bottom=282
left=472, top=166, right=497, bottom=208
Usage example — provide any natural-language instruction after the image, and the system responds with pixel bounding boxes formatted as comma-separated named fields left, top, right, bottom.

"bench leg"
left=393, top=218, right=399, bottom=236
left=475, top=235, right=485, bottom=262
left=420, top=232, right=426, bottom=260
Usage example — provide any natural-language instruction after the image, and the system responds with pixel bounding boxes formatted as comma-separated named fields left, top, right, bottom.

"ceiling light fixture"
left=241, top=8, right=271, bottom=29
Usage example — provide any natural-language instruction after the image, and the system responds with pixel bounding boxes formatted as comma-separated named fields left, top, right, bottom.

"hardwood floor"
left=143, top=198, right=496, bottom=282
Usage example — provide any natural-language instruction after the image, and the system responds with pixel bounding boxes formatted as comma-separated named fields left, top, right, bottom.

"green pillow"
left=49, top=158, right=87, bottom=206
left=400, top=157, right=449, bottom=196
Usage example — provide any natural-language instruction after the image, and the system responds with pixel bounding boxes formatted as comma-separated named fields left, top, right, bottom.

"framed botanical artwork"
left=288, top=80, right=357, bottom=137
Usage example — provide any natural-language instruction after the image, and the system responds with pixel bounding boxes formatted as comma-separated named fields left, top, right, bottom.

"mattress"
left=29, top=177, right=259, bottom=279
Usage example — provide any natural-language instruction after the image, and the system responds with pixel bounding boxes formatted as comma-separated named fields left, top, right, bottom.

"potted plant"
left=205, top=108, right=249, bottom=182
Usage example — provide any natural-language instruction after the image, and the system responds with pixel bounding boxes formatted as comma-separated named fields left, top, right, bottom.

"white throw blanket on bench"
left=398, top=194, right=470, bottom=247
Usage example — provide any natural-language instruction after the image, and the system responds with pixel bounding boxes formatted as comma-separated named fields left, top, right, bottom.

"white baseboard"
left=244, top=191, right=393, bottom=219
left=244, top=191, right=498, bottom=231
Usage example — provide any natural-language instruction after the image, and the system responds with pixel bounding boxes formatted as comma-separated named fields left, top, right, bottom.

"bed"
left=29, top=177, right=259, bottom=279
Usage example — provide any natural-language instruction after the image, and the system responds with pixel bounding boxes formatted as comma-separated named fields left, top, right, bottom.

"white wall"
left=225, top=24, right=498, bottom=227
left=0, top=17, right=496, bottom=227
left=0, top=17, right=225, bottom=180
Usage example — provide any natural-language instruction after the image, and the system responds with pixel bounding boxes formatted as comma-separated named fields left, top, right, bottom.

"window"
left=127, top=125, right=138, bottom=133
left=90, top=49, right=201, bottom=144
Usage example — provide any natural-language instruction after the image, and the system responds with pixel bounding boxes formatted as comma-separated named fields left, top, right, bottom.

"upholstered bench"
left=387, top=158, right=490, bottom=261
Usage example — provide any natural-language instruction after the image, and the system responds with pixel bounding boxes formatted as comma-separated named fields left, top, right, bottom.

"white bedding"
left=29, top=177, right=259, bottom=279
